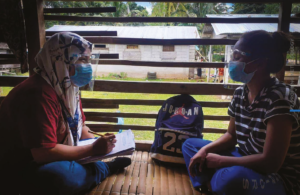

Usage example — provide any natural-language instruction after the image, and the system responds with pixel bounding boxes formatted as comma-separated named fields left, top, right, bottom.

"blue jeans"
left=19, top=161, right=109, bottom=195
left=182, top=138, right=287, bottom=195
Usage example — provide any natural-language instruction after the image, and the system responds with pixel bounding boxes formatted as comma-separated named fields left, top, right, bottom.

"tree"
left=231, top=3, right=266, bottom=14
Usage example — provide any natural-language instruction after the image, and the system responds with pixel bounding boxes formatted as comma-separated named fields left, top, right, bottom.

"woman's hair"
left=240, top=30, right=292, bottom=73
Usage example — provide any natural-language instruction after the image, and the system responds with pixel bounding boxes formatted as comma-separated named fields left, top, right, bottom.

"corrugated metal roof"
left=206, top=14, right=300, bottom=35
left=47, top=25, right=200, bottom=39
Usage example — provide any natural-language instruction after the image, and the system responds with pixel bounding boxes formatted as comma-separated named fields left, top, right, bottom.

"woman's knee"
left=211, top=166, right=247, bottom=193
left=182, top=138, right=211, bottom=153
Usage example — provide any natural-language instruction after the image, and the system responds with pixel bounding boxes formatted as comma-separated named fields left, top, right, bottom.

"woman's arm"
left=189, top=117, right=237, bottom=176
left=206, top=115, right=292, bottom=174
left=80, top=124, right=95, bottom=140
left=31, top=134, right=116, bottom=164
left=202, top=117, right=237, bottom=153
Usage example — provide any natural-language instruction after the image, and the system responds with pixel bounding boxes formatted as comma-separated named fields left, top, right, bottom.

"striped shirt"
left=228, top=77, right=300, bottom=195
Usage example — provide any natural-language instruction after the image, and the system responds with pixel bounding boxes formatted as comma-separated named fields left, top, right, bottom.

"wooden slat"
left=102, top=173, right=118, bottom=195
left=121, top=158, right=136, bottom=195
left=99, top=54, right=119, bottom=59
left=81, top=98, right=230, bottom=108
left=174, top=167, right=184, bottom=195
left=153, top=162, right=161, bottom=195
left=85, top=116, right=118, bottom=123
left=97, top=60, right=224, bottom=68
left=160, top=165, right=169, bottom=195
left=82, top=37, right=237, bottom=46
left=0, top=54, right=15, bottom=59
left=44, top=15, right=278, bottom=23
left=141, top=151, right=149, bottom=162
left=285, top=66, right=300, bottom=71
left=94, top=178, right=107, bottom=195
left=180, top=167, right=193, bottom=195
left=110, top=169, right=126, bottom=195
left=290, top=17, right=300, bottom=23
left=83, top=104, right=119, bottom=109
left=23, top=0, right=45, bottom=74
left=0, top=76, right=27, bottom=86
left=135, top=151, right=143, bottom=162
left=0, top=60, right=19, bottom=65
left=167, top=167, right=176, bottom=195
left=44, top=7, right=116, bottom=13
left=46, top=31, right=117, bottom=36
left=86, top=123, right=227, bottom=133
left=137, top=162, right=147, bottom=195
left=136, top=140, right=153, bottom=152
left=145, top=162, right=154, bottom=195
left=93, top=80, right=239, bottom=95
left=84, top=112, right=230, bottom=121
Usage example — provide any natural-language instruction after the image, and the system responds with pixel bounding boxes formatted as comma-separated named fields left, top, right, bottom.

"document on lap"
left=77, top=130, right=135, bottom=164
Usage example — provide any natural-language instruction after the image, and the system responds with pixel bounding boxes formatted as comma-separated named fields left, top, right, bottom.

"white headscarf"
left=34, top=32, right=92, bottom=146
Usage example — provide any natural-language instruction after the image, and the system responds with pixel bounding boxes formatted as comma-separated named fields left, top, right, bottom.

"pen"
left=88, top=130, right=104, bottom=137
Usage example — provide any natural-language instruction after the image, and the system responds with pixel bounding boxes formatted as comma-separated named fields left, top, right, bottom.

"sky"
left=136, top=3, right=233, bottom=15
left=136, top=2, right=152, bottom=14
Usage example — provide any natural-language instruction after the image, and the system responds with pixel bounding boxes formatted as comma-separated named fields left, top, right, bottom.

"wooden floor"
left=86, top=151, right=209, bottom=195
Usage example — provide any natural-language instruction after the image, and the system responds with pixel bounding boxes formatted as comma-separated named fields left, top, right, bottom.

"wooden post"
left=23, top=0, right=45, bottom=75
left=276, top=2, right=292, bottom=82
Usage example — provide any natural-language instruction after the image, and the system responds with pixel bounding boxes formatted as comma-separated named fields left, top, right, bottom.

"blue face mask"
left=70, top=64, right=93, bottom=87
left=228, top=59, right=260, bottom=84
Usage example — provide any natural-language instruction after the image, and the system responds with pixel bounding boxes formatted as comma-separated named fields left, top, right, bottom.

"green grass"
left=1, top=75, right=230, bottom=141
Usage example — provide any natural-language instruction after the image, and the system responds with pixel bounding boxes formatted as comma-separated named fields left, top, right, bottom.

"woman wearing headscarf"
left=0, top=32, right=131, bottom=195
left=182, top=30, right=300, bottom=195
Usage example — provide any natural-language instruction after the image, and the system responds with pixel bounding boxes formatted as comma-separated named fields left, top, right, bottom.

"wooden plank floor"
left=86, top=151, right=209, bottom=195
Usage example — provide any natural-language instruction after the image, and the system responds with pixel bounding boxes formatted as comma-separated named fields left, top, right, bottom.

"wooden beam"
left=44, top=15, right=278, bottom=24
left=81, top=98, right=230, bottom=108
left=276, top=2, right=292, bottom=81
left=0, top=54, right=15, bottom=59
left=96, top=60, right=224, bottom=68
left=2, top=76, right=299, bottom=97
left=86, top=123, right=227, bottom=133
left=85, top=116, right=118, bottom=123
left=99, top=54, right=119, bottom=59
left=46, top=31, right=117, bottom=37
left=44, top=7, right=116, bottom=13
left=290, top=17, right=300, bottom=23
left=84, top=112, right=230, bottom=121
left=0, top=76, right=27, bottom=86
left=82, top=37, right=238, bottom=45
left=135, top=140, right=152, bottom=151
left=92, top=80, right=240, bottom=95
left=23, top=0, right=46, bottom=75
left=0, top=60, right=19, bottom=65
left=285, top=66, right=300, bottom=71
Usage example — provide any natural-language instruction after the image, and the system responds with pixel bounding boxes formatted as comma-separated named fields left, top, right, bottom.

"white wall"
left=94, top=45, right=195, bottom=79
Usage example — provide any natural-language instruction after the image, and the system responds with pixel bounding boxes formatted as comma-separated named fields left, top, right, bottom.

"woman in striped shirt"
left=182, top=30, right=300, bottom=195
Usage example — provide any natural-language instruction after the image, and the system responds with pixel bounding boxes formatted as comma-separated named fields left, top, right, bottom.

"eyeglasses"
left=230, top=49, right=251, bottom=61
left=231, top=49, right=251, bottom=57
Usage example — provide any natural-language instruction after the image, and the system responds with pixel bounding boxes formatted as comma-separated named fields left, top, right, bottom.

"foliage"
left=231, top=3, right=266, bottom=14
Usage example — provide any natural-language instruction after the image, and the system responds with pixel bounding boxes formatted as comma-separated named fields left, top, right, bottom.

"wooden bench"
left=86, top=151, right=207, bottom=195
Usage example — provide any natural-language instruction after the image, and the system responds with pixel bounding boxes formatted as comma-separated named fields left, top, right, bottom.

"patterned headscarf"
left=34, top=32, right=92, bottom=146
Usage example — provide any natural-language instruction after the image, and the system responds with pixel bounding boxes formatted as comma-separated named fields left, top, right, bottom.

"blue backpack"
left=150, top=94, right=204, bottom=164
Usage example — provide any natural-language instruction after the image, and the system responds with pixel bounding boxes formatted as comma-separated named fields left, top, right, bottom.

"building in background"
left=47, top=25, right=200, bottom=79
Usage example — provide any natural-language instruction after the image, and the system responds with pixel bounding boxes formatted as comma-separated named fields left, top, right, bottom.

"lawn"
left=1, top=75, right=232, bottom=141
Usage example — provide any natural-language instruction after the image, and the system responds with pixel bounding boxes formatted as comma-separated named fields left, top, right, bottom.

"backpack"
left=150, top=94, right=204, bottom=164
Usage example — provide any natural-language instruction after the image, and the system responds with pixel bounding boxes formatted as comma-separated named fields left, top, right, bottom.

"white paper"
left=77, top=130, right=135, bottom=164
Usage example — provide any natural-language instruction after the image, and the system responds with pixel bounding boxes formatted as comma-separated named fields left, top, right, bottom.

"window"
left=127, top=45, right=139, bottom=49
left=163, top=45, right=175, bottom=52
left=94, top=44, right=106, bottom=48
